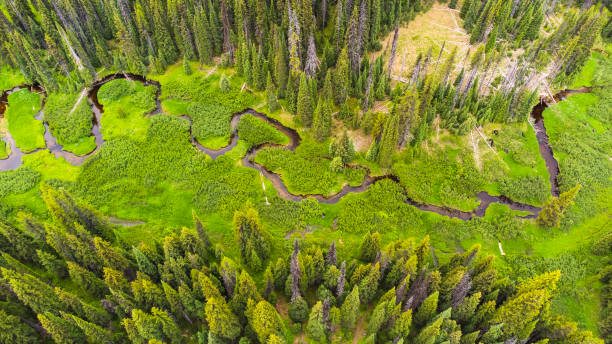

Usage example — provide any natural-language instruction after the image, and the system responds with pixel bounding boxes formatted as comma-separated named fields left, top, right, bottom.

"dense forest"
left=0, top=0, right=611, bottom=343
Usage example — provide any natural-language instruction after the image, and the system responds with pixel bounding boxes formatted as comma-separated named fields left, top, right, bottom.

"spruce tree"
left=334, top=48, right=350, bottom=105
left=296, top=73, right=314, bottom=126
left=266, top=71, right=279, bottom=112
left=377, top=114, right=399, bottom=167
left=537, top=185, right=581, bottom=228
left=313, top=96, right=332, bottom=141
left=306, top=301, right=326, bottom=341
left=341, top=286, right=360, bottom=329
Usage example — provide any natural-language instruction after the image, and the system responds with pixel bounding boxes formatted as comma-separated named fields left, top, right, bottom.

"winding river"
left=0, top=74, right=587, bottom=221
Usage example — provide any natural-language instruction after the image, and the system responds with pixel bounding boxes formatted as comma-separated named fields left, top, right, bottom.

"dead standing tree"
left=387, top=24, right=399, bottom=79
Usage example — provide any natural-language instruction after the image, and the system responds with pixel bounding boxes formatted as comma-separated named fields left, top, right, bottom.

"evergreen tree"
left=0, top=310, right=38, bottom=343
left=378, top=113, right=399, bottom=167
left=297, top=73, right=314, bottom=126
left=313, top=96, right=332, bottom=141
left=341, top=286, right=360, bottom=329
left=537, top=185, right=581, bottom=228
left=38, top=312, right=85, bottom=344
left=359, top=231, right=381, bottom=261
left=306, top=301, right=326, bottom=341
left=266, top=71, right=279, bottom=112
left=205, top=298, right=241, bottom=340
left=233, top=202, right=270, bottom=270
left=286, top=76, right=297, bottom=113
left=334, top=48, right=350, bottom=105
left=414, top=291, right=439, bottom=326
left=252, top=300, right=283, bottom=343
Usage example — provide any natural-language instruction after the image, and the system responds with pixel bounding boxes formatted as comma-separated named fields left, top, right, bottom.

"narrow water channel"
left=0, top=75, right=586, bottom=220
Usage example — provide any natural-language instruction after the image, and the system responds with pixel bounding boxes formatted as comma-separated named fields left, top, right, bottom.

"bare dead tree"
left=321, top=0, right=327, bottom=28
left=433, top=41, right=446, bottom=74
left=221, top=0, right=233, bottom=59
left=304, top=33, right=320, bottom=77
left=290, top=239, right=301, bottom=301
left=325, top=241, right=337, bottom=266
left=387, top=25, right=399, bottom=78
left=395, top=280, right=407, bottom=305
left=451, top=271, right=472, bottom=307
left=363, top=59, right=374, bottom=110
left=337, top=260, right=346, bottom=296
left=357, top=0, right=368, bottom=57
left=419, top=47, right=433, bottom=81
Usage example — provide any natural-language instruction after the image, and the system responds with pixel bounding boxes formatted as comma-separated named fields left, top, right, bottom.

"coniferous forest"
left=0, top=0, right=611, bottom=343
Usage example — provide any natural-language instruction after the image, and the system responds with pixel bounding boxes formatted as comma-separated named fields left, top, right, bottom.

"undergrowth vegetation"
left=44, top=92, right=96, bottom=155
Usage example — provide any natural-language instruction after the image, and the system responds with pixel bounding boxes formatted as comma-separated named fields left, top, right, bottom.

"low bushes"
left=0, top=167, right=40, bottom=197
left=44, top=92, right=94, bottom=151
left=236, top=114, right=289, bottom=149
left=498, top=175, right=549, bottom=205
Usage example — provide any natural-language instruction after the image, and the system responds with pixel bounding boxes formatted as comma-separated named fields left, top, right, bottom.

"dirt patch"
left=352, top=305, right=373, bottom=344
left=276, top=295, right=289, bottom=318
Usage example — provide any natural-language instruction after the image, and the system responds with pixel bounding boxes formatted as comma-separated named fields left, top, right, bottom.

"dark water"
left=0, top=76, right=585, bottom=221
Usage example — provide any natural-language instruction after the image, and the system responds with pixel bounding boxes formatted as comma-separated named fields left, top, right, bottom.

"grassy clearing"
left=0, top=67, right=26, bottom=90
left=5, top=89, right=45, bottom=152
left=98, top=79, right=157, bottom=141
left=372, top=3, right=471, bottom=78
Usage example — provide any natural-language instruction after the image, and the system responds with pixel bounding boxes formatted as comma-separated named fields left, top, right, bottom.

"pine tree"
left=313, top=96, right=332, bottom=141
left=252, top=300, right=283, bottom=343
left=67, top=261, right=108, bottom=297
left=359, top=231, right=381, bottom=261
left=494, top=271, right=560, bottom=340
left=341, top=286, right=360, bottom=329
left=66, top=313, right=112, bottom=343
left=0, top=309, right=38, bottom=343
left=358, top=263, right=381, bottom=304
left=306, top=301, right=326, bottom=341
left=414, top=291, right=439, bottom=326
left=537, top=185, right=581, bottom=228
left=289, top=296, right=309, bottom=323
left=1, top=268, right=64, bottom=314
left=378, top=113, right=399, bottom=167
left=286, top=76, right=297, bottom=113
left=334, top=48, right=350, bottom=105
left=233, top=202, right=270, bottom=270
left=266, top=72, right=279, bottom=112
left=38, top=312, right=85, bottom=344
left=205, top=297, right=241, bottom=340
left=297, top=73, right=314, bottom=126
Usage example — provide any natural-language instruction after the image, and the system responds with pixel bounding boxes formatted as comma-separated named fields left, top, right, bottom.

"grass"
left=61, top=136, right=97, bottom=156
left=0, top=67, right=26, bottom=90
left=0, top=140, right=7, bottom=159
left=5, top=89, right=45, bottom=152
left=372, top=3, right=471, bottom=78
left=98, top=79, right=157, bottom=142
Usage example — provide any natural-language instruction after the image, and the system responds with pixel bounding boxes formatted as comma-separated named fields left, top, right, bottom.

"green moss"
left=5, top=89, right=45, bottom=152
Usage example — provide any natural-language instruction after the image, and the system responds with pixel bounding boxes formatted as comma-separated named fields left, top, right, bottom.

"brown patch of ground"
left=352, top=305, right=374, bottom=344
left=276, top=295, right=289, bottom=318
